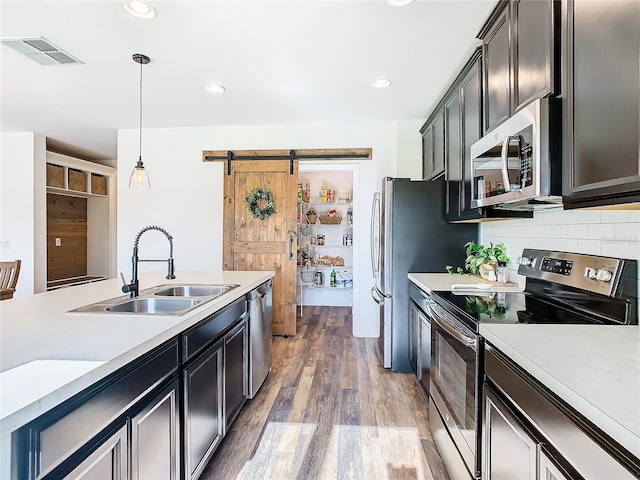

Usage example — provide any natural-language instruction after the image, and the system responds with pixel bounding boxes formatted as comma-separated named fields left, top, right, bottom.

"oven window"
left=435, top=331, right=467, bottom=423
left=431, top=318, right=477, bottom=456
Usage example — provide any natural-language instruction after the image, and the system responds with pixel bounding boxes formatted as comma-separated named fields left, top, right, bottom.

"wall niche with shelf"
left=297, top=169, right=353, bottom=308
left=44, top=152, right=116, bottom=290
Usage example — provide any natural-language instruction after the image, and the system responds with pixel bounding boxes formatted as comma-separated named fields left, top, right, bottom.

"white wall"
left=0, top=132, right=47, bottom=296
left=481, top=209, right=640, bottom=284
left=117, top=122, right=398, bottom=337
left=395, top=119, right=424, bottom=180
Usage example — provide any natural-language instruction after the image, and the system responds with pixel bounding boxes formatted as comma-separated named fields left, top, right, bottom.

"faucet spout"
left=122, top=225, right=175, bottom=297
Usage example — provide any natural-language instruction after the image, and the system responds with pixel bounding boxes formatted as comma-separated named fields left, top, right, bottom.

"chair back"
left=0, top=260, right=21, bottom=300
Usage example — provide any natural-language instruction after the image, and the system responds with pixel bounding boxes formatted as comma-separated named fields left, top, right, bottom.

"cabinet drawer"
left=28, top=339, right=179, bottom=479
left=183, top=297, right=246, bottom=362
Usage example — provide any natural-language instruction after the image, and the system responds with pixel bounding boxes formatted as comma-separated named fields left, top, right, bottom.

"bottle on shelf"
left=330, top=269, right=337, bottom=287
left=320, top=185, right=328, bottom=203
left=496, top=260, right=508, bottom=284
left=346, top=208, right=353, bottom=225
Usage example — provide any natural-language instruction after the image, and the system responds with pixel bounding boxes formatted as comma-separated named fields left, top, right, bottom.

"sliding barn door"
left=223, top=160, right=298, bottom=336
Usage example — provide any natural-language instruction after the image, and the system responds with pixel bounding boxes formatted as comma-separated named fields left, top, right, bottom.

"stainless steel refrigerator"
left=370, top=177, right=477, bottom=371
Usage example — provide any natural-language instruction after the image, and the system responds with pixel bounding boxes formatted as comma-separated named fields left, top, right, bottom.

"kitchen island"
left=0, top=270, right=274, bottom=479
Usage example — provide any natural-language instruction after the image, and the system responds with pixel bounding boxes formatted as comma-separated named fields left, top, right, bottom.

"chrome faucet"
left=121, top=225, right=175, bottom=297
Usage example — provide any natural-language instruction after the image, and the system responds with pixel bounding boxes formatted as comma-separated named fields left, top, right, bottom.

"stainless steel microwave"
left=470, top=98, right=562, bottom=210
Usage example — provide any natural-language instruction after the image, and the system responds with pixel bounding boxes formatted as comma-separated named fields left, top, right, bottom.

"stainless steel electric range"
left=425, top=249, right=638, bottom=480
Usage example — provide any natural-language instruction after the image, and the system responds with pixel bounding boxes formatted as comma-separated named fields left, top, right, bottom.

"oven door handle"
left=428, top=302, right=476, bottom=349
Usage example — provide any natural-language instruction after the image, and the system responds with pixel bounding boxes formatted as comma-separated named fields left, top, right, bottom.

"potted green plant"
left=446, top=241, right=508, bottom=280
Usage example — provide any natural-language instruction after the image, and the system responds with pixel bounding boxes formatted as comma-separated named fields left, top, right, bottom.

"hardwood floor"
left=200, top=306, right=449, bottom=480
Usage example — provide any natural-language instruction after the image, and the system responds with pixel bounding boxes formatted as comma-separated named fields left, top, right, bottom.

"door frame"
left=203, top=149, right=370, bottom=337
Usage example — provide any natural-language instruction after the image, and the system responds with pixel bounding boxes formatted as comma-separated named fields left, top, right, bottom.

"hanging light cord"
left=138, top=58, right=143, bottom=161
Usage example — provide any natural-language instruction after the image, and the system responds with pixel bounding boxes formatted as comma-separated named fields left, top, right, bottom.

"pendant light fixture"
left=129, top=53, right=151, bottom=188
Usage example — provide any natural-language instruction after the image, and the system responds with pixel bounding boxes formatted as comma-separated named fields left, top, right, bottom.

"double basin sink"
left=69, top=284, right=239, bottom=316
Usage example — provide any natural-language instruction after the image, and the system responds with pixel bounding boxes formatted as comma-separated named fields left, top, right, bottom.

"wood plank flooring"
left=200, top=306, right=449, bottom=480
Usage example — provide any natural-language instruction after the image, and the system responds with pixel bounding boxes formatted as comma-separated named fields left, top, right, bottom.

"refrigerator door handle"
left=370, top=192, right=380, bottom=278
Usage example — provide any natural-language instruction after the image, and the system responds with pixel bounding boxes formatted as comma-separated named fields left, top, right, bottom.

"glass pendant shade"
left=129, top=158, right=150, bottom=188
left=129, top=53, right=151, bottom=189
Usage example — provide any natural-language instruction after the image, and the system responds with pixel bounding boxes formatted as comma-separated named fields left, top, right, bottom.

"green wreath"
left=245, top=188, right=276, bottom=220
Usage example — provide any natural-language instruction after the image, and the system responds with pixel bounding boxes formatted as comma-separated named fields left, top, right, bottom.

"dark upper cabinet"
left=482, top=3, right=511, bottom=133
left=563, top=0, right=640, bottom=208
left=444, top=48, right=532, bottom=222
left=432, top=112, right=445, bottom=179
left=459, top=52, right=486, bottom=220
left=421, top=124, right=434, bottom=180
left=513, top=0, right=556, bottom=111
left=444, top=89, right=462, bottom=220
left=479, top=0, right=557, bottom=134
left=421, top=109, right=445, bottom=180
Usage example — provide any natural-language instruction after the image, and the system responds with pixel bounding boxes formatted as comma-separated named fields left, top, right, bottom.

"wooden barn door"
left=223, top=160, right=298, bottom=336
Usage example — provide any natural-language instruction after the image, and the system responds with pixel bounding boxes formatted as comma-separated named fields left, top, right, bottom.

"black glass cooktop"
left=431, top=288, right=622, bottom=332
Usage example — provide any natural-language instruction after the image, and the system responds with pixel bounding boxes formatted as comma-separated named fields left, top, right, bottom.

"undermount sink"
left=68, top=283, right=239, bottom=316
left=105, top=298, right=200, bottom=314
left=153, top=285, right=235, bottom=297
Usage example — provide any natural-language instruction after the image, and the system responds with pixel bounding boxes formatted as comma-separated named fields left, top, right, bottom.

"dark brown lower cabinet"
left=224, top=320, right=248, bottom=429
left=62, top=425, right=128, bottom=480
left=484, top=344, right=637, bottom=479
left=483, top=386, right=540, bottom=480
left=184, top=340, right=224, bottom=480
left=130, top=381, right=179, bottom=480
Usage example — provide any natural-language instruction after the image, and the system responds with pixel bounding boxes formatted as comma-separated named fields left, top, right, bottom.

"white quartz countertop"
left=0, top=270, right=273, bottom=433
left=408, top=272, right=523, bottom=293
left=481, top=324, right=640, bottom=461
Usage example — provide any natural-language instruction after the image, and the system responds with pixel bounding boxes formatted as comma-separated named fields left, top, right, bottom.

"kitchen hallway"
left=201, top=307, right=448, bottom=480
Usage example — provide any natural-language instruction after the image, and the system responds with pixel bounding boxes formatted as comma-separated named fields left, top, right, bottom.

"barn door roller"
left=203, top=148, right=372, bottom=175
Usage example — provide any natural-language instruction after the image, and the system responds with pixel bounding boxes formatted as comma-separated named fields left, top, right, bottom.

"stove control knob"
left=517, top=256, right=532, bottom=266
left=596, top=269, right=613, bottom=282
left=584, top=267, right=598, bottom=279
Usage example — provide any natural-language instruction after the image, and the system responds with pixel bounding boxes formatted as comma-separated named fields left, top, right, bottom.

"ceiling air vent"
left=0, top=37, right=83, bottom=65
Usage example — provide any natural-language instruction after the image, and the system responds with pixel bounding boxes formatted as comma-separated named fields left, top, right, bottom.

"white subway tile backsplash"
left=554, top=224, right=568, bottom=239
left=567, top=224, right=589, bottom=239
left=614, top=223, right=640, bottom=242
left=538, top=212, right=558, bottom=225
left=482, top=208, right=640, bottom=262
left=576, top=210, right=601, bottom=224
left=577, top=239, right=601, bottom=255
left=600, top=240, right=630, bottom=259
left=557, top=238, right=579, bottom=252
left=560, top=210, right=578, bottom=224
left=588, top=224, right=610, bottom=240
left=601, top=210, right=629, bottom=223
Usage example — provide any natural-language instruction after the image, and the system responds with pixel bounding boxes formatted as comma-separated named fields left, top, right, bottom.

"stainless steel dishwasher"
left=246, top=279, right=272, bottom=398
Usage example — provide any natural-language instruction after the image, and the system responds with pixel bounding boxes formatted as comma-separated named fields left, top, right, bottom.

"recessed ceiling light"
left=371, top=78, right=392, bottom=88
left=206, top=83, right=226, bottom=93
left=388, top=0, right=415, bottom=5
left=124, top=0, right=157, bottom=19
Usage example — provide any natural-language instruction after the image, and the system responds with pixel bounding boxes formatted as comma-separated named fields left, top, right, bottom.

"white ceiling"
left=1, top=0, right=495, bottom=161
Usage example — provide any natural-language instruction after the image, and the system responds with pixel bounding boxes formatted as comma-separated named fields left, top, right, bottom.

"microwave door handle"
left=500, top=136, right=513, bottom=192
